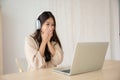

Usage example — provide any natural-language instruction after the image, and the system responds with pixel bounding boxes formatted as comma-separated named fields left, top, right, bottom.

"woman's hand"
left=41, top=27, right=54, bottom=43
left=41, top=28, right=49, bottom=44
left=48, top=27, right=53, bottom=42
left=40, top=27, right=52, bottom=57
left=40, top=27, right=54, bottom=57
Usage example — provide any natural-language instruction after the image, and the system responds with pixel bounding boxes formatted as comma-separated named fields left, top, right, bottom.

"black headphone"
left=35, top=19, right=41, bottom=29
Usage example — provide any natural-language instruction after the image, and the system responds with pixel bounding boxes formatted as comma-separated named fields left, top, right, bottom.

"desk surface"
left=0, top=60, right=120, bottom=80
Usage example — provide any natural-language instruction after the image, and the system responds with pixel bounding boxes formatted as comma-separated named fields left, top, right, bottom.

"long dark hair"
left=32, top=11, right=61, bottom=62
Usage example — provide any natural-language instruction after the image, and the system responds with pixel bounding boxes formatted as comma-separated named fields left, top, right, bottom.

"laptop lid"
left=70, top=42, right=108, bottom=75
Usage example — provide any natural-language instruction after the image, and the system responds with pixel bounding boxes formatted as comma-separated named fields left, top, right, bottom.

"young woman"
left=25, top=11, right=63, bottom=71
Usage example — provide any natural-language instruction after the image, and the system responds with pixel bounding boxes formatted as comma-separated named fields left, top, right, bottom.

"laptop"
left=53, top=42, right=108, bottom=76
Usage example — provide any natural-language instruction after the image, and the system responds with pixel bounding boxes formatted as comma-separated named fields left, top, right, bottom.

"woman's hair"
left=32, top=11, right=61, bottom=62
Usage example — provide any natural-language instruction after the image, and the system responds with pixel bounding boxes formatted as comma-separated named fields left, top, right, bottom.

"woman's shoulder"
left=25, top=33, right=35, bottom=42
left=25, top=33, right=39, bottom=48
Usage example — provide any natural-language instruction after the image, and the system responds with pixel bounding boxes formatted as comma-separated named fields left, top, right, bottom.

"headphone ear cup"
left=35, top=20, right=41, bottom=29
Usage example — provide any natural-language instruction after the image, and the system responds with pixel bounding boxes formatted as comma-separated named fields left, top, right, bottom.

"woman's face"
left=41, top=17, right=55, bottom=33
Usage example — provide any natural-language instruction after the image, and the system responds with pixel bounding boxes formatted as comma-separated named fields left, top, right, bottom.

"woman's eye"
left=52, top=24, right=54, bottom=26
left=46, top=24, right=49, bottom=26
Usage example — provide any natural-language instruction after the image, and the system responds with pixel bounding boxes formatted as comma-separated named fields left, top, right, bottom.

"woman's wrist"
left=47, top=41, right=50, bottom=45
left=47, top=41, right=55, bottom=57
left=41, top=40, right=47, bottom=45
left=39, top=41, right=47, bottom=57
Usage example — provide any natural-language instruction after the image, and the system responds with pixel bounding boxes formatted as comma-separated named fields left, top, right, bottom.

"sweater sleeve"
left=25, top=35, right=46, bottom=71
left=51, top=43, right=64, bottom=66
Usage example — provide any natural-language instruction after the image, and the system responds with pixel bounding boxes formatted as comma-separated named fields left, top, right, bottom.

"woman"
left=25, top=11, right=63, bottom=71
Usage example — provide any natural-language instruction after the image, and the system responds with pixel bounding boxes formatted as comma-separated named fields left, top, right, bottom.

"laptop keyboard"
left=61, top=69, right=70, bottom=73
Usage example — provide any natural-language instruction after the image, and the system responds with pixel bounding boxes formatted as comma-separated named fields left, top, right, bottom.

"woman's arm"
left=50, top=43, right=64, bottom=65
left=25, top=35, right=46, bottom=71
left=39, top=41, right=47, bottom=57
left=47, top=41, right=55, bottom=57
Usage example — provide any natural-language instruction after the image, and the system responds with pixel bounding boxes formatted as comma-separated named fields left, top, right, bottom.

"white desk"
left=0, top=60, right=120, bottom=80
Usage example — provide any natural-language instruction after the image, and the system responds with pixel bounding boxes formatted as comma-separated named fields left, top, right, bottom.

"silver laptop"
left=53, top=42, right=108, bottom=76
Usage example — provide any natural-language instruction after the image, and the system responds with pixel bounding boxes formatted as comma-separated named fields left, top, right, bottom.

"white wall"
left=0, top=7, right=3, bottom=75
left=1, top=0, right=50, bottom=74
left=119, top=0, right=120, bottom=47
left=1, top=0, right=112, bottom=74
left=110, top=0, right=120, bottom=60
left=49, top=0, right=111, bottom=67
